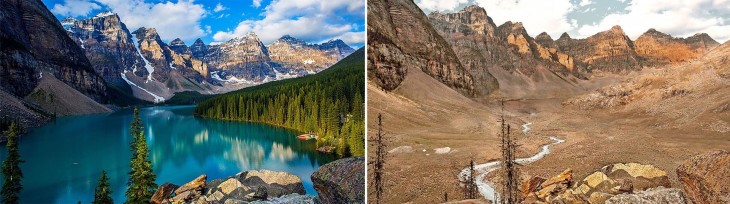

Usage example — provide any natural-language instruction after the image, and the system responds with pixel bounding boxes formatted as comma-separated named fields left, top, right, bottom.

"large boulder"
left=171, top=174, right=207, bottom=203
left=522, top=163, right=671, bottom=203
left=237, top=170, right=306, bottom=198
left=605, top=187, right=687, bottom=204
left=151, top=183, right=179, bottom=204
left=676, top=150, right=730, bottom=203
left=599, top=163, right=670, bottom=191
left=200, top=170, right=305, bottom=203
left=311, top=157, right=365, bottom=204
left=175, top=174, right=207, bottom=195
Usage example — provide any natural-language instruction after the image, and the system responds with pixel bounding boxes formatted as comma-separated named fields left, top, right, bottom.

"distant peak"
left=193, top=38, right=205, bottom=45
left=170, top=38, right=185, bottom=46
left=94, top=11, right=116, bottom=18
left=610, top=25, right=624, bottom=33
left=558, top=32, right=571, bottom=40
left=246, top=32, right=258, bottom=38
left=275, top=35, right=306, bottom=45
left=461, top=5, right=487, bottom=14
left=61, top=17, right=77, bottom=25
left=641, top=28, right=670, bottom=38
left=536, top=32, right=553, bottom=41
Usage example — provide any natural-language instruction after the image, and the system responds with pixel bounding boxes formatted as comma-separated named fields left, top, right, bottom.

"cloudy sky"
left=43, top=0, right=365, bottom=47
left=415, top=0, right=730, bottom=43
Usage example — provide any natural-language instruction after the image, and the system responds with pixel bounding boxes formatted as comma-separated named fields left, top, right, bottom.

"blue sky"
left=43, top=0, right=365, bottom=48
left=416, top=0, right=730, bottom=43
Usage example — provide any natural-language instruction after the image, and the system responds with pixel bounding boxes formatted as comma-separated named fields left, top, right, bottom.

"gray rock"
left=605, top=187, right=687, bottom=204
left=236, top=170, right=306, bottom=198
left=311, top=157, right=365, bottom=204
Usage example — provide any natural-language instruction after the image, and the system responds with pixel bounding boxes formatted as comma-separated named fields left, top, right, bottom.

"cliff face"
left=133, top=27, right=208, bottom=83
left=0, top=0, right=112, bottom=128
left=200, top=32, right=277, bottom=82
left=555, top=26, right=641, bottom=72
left=63, top=13, right=142, bottom=89
left=268, top=35, right=355, bottom=75
left=367, top=0, right=482, bottom=96
left=428, top=6, right=582, bottom=78
left=635, top=29, right=720, bottom=67
left=0, top=0, right=108, bottom=101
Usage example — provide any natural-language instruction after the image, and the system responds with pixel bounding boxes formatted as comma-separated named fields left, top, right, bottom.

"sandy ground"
left=367, top=64, right=730, bottom=203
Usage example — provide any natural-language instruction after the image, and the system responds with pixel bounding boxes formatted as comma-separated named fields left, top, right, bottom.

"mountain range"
left=62, top=12, right=355, bottom=102
left=368, top=2, right=720, bottom=99
left=0, top=0, right=355, bottom=129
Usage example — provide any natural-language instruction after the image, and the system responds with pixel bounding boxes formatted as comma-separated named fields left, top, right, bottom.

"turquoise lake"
left=0, top=105, right=336, bottom=203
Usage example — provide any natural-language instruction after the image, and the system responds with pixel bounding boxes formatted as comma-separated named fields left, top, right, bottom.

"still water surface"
left=0, top=106, right=335, bottom=203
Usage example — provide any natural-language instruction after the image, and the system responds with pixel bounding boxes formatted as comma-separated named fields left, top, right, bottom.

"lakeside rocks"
left=522, top=163, right=676, bottom=203
left=151, top=157, right=364, bottom=204
left=605, top=187, right=686, bottom=204
left=311, top=157, right=365, bottom=204
left=676, top=150, right=730, bottom=203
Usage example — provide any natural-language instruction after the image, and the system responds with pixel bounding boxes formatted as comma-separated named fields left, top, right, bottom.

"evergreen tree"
left=125, top=111, right=157, bottom=204
left=93, top=170, right=113, bottom=204
left=129, top=107, right=142, bottom=158
left=1, top=122, right=23, bottom=204
left=193, top=48, right=365, bottom=156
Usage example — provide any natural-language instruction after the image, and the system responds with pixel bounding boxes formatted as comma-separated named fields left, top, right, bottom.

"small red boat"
left=297, top=133, right=317, bottom=140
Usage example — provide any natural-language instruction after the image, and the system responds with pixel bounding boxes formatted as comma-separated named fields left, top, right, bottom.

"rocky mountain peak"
left=558, top=32, right=572, bottom=41
left=170, top=38, right=185, bottom=46
left=428, top=5, right=497, bottom=37
left=274, top=35, right=307, bottom=46
left=169, top=38, right=191, bottom=55
left=246, top=32, right=260, bottom=41
left=191, top=38, right=207, bottom=58
left=610, top=25, right=625, bottom=34
left=498, top=21, right=528, bottom=36
left=536, top=32, right=553, bottom=42
left=193, top=38, right=205, bottom=46
left=641, top=28, right=671, bottom=39
left=321, top=39, right=348, bottom=48
left=461, top=5, right=487, bottom=14
left=94, top=11, right=116, bottom=18
left=61, top=17, right=77, bottom=25
left=686, top=33, right=720, bottom=47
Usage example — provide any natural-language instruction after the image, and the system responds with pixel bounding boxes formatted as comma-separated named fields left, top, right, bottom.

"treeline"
left=194, top=48, right=365, bottom=157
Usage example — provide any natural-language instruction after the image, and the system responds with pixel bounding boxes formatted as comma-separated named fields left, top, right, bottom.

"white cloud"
left=253, top=0, right=263, bottom=8
left=213, top=0, right=364, bottom=45
left=577, top=0, right=730, bottom=42
left=95, top=0, right=209, bottom=42
left=415, top=0, right=470, bottom=12
left=579, top=0, right=593, bottom=7
left=333, top=31, right=366, bottom=46
left=51, top=0, right=101, bottom=17
left=214, top=3, right=227, bottom=12
left=474, top=0, right=577, bottom=38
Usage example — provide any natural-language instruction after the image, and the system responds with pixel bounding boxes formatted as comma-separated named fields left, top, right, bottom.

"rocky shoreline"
left=152, top=157, right=364, bottom=204
left=516, top=150, right=730, bottom=204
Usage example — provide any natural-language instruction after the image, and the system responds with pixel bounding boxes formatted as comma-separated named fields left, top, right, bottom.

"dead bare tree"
left=499, top=99, right=521, bottom=204
left=369, top=113, right=387, bottom=204
left=466, top=160, right=479, bottom=199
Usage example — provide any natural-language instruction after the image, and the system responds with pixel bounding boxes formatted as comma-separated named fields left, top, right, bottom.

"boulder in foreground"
left=676, top=150, right=730, bottom=204
left=312, top=156, right=365, bottom=204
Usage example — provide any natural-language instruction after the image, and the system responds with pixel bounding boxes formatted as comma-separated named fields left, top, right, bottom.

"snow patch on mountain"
left=78, top=38, right=85, bottom=49
left=121, top=70, right=164, bottom=103
left=94, top=11, right=115, bottom=18
left=303, top=59, right=315, bottom=65
left=131, top=35, right=156, bottom=83
left=211, top=71, right=257, bottom=84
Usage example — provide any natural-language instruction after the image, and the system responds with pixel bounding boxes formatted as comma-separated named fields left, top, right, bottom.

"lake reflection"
left=0, top=106, right=335, bottom=203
